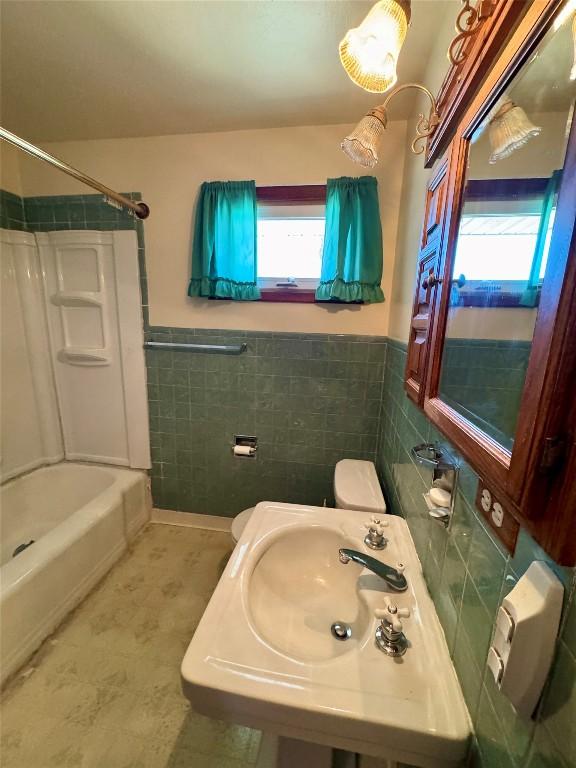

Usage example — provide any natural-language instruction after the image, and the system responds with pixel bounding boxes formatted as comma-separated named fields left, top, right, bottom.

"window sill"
left=259, top=288, right=317, bottom=303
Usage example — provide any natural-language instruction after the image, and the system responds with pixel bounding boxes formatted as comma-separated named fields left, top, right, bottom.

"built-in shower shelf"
left=50, top=292, right=103, bottom=308
left=57, top=348, right=110, bottom=366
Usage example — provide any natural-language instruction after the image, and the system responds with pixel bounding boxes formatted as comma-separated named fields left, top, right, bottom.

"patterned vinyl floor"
left=0, top=524, right=261, bottom=768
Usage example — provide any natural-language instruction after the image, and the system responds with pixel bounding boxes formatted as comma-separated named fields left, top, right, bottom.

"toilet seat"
left=231, top=506, right=254, bottom=543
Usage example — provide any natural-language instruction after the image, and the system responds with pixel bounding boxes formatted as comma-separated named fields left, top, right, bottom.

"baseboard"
left=151, top=508, right=232, bottom=532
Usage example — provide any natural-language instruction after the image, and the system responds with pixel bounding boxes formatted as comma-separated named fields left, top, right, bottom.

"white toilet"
left=230, top=458, right=386, bottom=543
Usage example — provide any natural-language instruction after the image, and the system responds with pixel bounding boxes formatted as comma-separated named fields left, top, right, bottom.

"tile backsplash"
left=145, top=327, right=386, bottom=516
left=378, top=339, right=575, bottom=768
left=0, top=190, right=149, bottom=327
left=0, top=189, right=26, bottom=230
left=441, top=338, right=531, bottom=451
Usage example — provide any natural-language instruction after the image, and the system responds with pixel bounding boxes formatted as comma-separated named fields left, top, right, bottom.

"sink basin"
left=248, top=527, right=371, bottom=661
left=181, top=502, right=471, bottom=768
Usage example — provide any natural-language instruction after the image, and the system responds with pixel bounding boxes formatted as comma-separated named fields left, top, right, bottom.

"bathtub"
left=0, top=462, right=150, bottom=685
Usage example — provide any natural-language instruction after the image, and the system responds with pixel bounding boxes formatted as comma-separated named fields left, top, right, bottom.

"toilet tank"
left=334, top=459, right=386, bottom=514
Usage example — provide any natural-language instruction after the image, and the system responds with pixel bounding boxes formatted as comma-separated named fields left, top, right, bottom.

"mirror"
left=438, top=16, right=575, bottom=452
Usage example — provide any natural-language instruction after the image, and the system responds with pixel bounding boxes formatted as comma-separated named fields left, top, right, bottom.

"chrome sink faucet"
left=338, top=548, right=408, bottom=592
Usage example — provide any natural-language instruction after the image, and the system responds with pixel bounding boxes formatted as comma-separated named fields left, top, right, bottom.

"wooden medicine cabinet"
left=405, top=0, right=576, bottom=564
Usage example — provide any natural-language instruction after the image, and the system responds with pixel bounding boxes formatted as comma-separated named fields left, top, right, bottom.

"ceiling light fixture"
left=448, top=0, right=497, bottom=66
left=488, top=98, right=541, bottom=164
left=339, top=0, right=411, bottom=94
left=341, top=83, right=439, bottom=167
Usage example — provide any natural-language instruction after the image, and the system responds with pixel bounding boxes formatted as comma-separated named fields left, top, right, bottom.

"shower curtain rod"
left=0, top=127, right=150, bottom=219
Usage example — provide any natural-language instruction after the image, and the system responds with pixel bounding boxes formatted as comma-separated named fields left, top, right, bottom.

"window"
left=451, top=177, right=557, bottom=308
left=256, top=185, right=326, bottom=302
left=457, top=213, right=541, bottom=281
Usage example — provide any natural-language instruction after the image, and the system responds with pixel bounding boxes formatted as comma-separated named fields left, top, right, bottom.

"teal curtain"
left=188, top=180, right=260, bottom=300
left=316, top=176, right=384, bottom=303
left=520, top=170, right=562, bottom=308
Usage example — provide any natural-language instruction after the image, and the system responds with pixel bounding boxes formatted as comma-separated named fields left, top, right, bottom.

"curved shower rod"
left=0, top=127, right=150, bottom=219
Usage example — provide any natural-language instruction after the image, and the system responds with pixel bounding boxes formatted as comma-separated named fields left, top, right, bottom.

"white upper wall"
left=0, top=142, right=23, bottom=196
left=17, top=122, right=409, bottom=335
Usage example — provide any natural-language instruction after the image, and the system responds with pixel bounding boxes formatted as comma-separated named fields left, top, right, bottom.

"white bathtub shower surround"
left=0, top=462, right=150, bottom=685
left=0, top=227, right=150, bottom=482
left=0, top=229, right=63, bottom=481
left=37, top=229, right=150, bottom=469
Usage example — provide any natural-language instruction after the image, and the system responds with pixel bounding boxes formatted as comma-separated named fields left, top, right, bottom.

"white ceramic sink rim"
left=181, top=502, right=471, bottom=768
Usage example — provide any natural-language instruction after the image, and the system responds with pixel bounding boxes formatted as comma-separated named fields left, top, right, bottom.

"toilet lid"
left=334, top=459, right=386, bottom=513
left=231, top=507, right=254, bottom=542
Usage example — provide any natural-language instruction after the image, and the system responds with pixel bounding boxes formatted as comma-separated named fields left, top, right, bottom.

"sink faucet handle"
left=374, top=603, right=410, bottom=656
left=375, top=604, right=411, bottom=633
left=364, top=521, right=385, bottom=535
left=363, top=518, right=388, bottom=550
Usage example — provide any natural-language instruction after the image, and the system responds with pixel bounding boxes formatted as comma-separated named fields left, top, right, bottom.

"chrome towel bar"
left=144, top=341, right=247, bottom=355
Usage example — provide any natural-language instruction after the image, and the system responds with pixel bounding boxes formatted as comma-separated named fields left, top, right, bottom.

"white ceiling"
left=0, top=0, right=455, bottom=142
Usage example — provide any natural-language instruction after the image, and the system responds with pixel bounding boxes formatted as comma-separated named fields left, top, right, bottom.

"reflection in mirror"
left=439, top=15, right=575, bottom=452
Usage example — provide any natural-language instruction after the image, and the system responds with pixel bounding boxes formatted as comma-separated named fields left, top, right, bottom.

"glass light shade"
left=341, top=113, right=387, bottom=167
left=488, top=100, right=542, bottom=164
left=339, top=0, right=410, bottom=93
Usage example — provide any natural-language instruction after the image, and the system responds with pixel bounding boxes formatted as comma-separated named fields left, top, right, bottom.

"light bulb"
left=339, top=0, right=410, bottom=94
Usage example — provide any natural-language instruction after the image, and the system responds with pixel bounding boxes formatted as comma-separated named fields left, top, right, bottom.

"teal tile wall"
left=0, top=189, right=26, bottom=230
left=441, top=339, right=531, bottom=451
left=378, top=339, right=576, bottom=768
left=145, top=327, right=386, bottom=516
left=21, top=192, right=148, bottom=327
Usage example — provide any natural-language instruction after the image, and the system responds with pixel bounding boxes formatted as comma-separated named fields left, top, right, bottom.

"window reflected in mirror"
left=439, top=15, right=575, bottom=451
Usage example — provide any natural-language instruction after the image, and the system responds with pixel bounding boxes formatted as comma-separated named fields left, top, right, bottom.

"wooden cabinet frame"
left=406, top=0, right=576, bottom=564
left=425, top=0, right=527, bottom=167
left=405, top=158, right=449, bottom=404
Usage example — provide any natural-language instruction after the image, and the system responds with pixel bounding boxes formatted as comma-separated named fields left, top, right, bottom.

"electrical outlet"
left=475, top=479, right=519, bottom=554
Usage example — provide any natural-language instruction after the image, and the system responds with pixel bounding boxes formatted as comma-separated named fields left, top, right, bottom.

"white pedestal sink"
left=181, top=502, right=471, bottom=768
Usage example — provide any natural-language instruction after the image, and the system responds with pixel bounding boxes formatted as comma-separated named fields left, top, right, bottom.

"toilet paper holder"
left=233, top=435, right=258, bottom=458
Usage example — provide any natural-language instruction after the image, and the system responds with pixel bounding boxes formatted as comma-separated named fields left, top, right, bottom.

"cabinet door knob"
left=422, top=273, right=443, bottom=290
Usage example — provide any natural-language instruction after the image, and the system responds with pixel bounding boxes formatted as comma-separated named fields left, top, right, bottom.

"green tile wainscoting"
left=378, top=339, right=576, bottom=768
left=0, top=190, right=149, bottom=327
left=145, top=327, right=386, bottom=516
left=0, top=189, right=27, bottom=230
left=441, top=338, right=531, bottom=452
